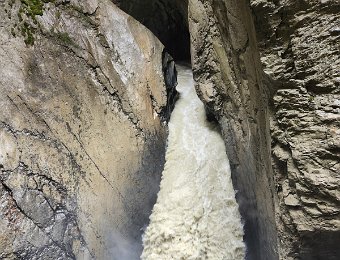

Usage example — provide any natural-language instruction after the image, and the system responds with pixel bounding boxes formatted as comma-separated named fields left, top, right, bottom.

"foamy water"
left=142, top=65, right=245, bottom=260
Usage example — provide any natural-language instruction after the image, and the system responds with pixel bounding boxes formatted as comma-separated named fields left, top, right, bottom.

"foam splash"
left=142, top=65, right=245, bottom=260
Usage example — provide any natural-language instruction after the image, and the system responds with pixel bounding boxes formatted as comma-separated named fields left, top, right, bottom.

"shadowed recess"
left=115, top=0, right=190, bottom=61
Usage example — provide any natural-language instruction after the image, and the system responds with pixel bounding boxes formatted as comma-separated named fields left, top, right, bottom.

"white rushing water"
left=142, top=65, right=245, bottom=260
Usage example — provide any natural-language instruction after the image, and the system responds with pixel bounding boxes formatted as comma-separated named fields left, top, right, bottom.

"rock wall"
left=251, top=0, right=340, bottom=259
left=0, top=0, right=172, bottom=259
left=188, top=0, right=278, bottom=259
left=189, top=0, right=339, bottom=259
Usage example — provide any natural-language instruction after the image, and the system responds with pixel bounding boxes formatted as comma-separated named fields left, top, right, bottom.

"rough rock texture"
left=0, top=0, right=172, bottom=259
left=188, top=0, right=278, bottom=259
left=251, top=0, right=340, bottom=259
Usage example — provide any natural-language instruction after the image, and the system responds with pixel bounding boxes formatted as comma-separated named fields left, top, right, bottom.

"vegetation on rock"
left=14, top=0, right=54, bottom=45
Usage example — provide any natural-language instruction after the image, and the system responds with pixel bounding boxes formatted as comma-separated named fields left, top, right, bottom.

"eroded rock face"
left=189, top=0, right=339, bottom=259
left=188, top=0, right=278, bottom=259
left=251, top=0, right=340, bottom=259
left=0, top=0, right=170, bottom=259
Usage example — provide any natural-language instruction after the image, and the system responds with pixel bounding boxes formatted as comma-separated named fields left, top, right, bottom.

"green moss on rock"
left=17, top=0, right=54, bottom=45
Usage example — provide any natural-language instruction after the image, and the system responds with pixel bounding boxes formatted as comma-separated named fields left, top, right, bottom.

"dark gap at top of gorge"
left=114, top=0, right=191, bottom=61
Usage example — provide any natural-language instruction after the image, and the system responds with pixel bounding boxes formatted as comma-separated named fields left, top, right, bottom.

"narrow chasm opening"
left=115, top=0, right=191, bottom=61
left=115, top=2, right=246, bottom=259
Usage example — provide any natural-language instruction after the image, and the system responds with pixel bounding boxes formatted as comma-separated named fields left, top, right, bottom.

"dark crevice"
left=160, top=51, right=179, bottom=122
left=115, top=0, right=191, bottom=61
left=114, top=1, right=192, bottom=123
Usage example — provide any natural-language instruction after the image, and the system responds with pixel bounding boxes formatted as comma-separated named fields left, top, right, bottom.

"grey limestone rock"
left=0, top=0, right=170, bottom=259
left=189, top=0, right=339, bottom=259
left=251, top=0, right=340, bottom=259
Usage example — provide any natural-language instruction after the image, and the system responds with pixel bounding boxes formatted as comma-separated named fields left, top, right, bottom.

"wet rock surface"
left=161, top=51, right=179, bottom=121
left=0, top=0, right=169, bottom=259
left=188, top=0, right=278, bottom=259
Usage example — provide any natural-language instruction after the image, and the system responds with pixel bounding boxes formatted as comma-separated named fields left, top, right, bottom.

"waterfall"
left=142, top=65, right=245, bottom=259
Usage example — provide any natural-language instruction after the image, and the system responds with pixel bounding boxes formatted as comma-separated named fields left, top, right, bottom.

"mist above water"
left=142, top=65, right=245, bottom=259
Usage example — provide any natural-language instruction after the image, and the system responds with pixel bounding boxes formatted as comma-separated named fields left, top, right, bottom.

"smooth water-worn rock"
left=0, top=0, right=171, bottom=259
left=251, top=0, right=340, bottom=259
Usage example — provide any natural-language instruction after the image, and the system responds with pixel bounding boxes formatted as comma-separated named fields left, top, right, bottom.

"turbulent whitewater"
left=142, top=65, right=245, bottom=259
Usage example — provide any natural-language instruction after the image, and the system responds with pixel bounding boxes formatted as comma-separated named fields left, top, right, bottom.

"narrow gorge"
left=0, top=0, right=339, bottom=260
left=142, top=65, right=245, bottom=259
